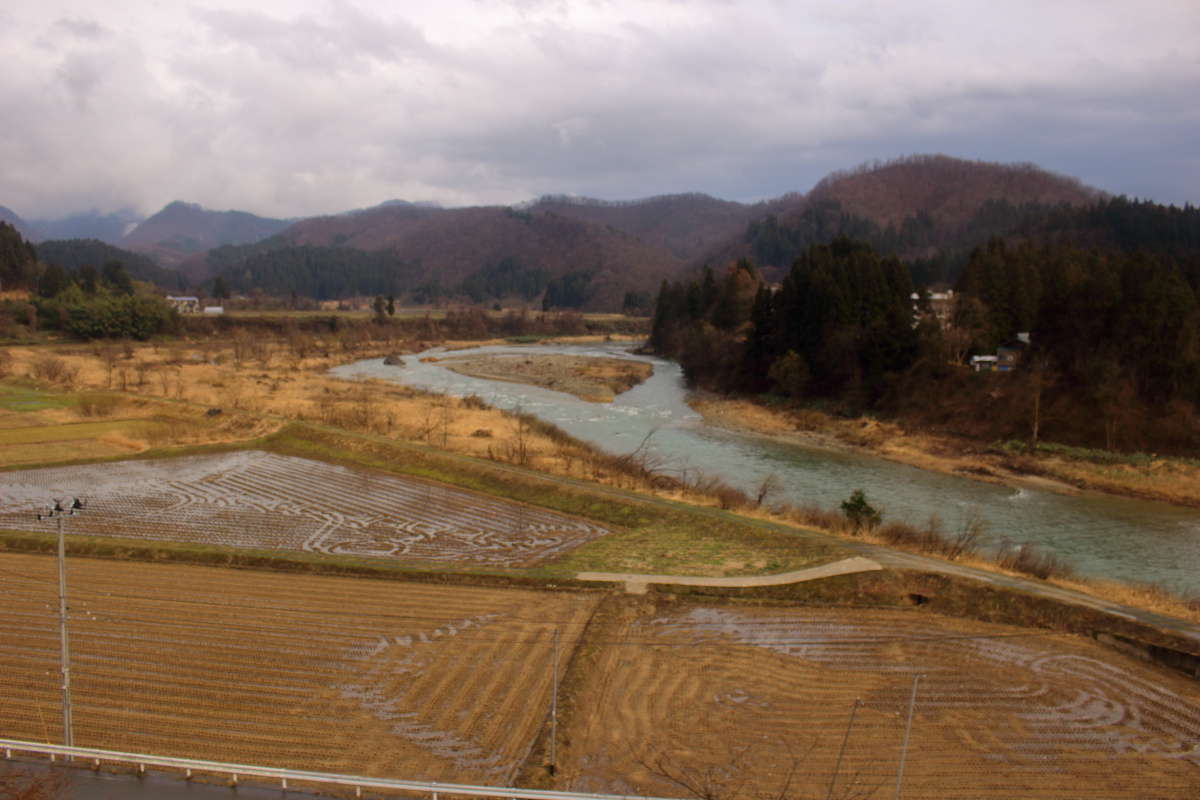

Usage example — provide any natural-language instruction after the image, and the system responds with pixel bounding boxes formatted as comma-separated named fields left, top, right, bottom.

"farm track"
left=562, top=603, right=1200, bottom=800
left=0, top=451, right=610, bottom=566
left=0, top=553, right=598, bottom=783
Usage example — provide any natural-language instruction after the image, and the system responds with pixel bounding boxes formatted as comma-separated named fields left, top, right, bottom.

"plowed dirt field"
left=561, top=602, right=1200, bottom=800
left=0, top=553, right=597, bottom=783
left=0, top=451, right=610, bottom=566
left=3, top=553, right=1198, bottom=799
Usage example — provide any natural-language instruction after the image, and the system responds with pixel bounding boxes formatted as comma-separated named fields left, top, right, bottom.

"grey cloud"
left=195, top=3, right=432, bottom=73
left=55, top=52, right=103, bottom=111
left=2, top=1, right=1198, bottom=219
left=53, top=18, right=109, bottom=40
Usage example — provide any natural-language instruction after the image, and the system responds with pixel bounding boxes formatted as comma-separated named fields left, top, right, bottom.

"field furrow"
left=0, top=553, right=600, bottom=782
left=562, top=602, right=1200, bottom=800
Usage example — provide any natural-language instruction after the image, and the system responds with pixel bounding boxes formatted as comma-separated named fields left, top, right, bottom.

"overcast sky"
left=2, top=0, right=1198, bottom=219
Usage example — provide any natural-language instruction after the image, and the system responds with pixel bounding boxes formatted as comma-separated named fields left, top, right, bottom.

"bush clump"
left=841, top=489, right=881, bottom=533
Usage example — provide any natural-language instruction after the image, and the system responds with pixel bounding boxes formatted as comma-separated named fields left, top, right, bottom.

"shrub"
left=29, top=355, right=78, bottom=387
left=994, top=541, right=1075, bottom=580
left=78, top=393, right=120, bottom=417
left=841, top=489, right=881, bottom=533
left=784, top=504, right=846, bottom=531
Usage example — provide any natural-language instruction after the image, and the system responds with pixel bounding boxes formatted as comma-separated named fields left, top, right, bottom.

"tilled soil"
left=0, top=554, right=597, bottom=784
left=559, top=602, right=1200, bottom=800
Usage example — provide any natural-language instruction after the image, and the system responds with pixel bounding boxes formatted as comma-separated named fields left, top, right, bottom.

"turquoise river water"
left=331, top=343, right=1200, bottom=593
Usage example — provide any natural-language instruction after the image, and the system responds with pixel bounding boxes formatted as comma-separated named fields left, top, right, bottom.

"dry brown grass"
left=1050, top=577, right=1200, bottom=624
left=0, top=339, right=773, bottom=513
left=0, top=341, right=665, bottom=495
left=691, top=394, right=1200, bottom=507
left=438, top=354, right=652, bottom=403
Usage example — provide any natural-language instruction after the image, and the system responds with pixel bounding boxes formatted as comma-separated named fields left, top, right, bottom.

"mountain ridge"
left=6, top=155, right=1118, bottom=306
left=120, top=201, right=292, bottom=267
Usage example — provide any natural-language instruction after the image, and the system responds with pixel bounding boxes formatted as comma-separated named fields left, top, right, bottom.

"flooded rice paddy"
left=0, top=450, right=608, bottom=566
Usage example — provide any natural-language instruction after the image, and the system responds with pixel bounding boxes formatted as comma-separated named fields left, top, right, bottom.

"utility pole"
left=893, top=674, right=921, bottom=800
left=549, top=627, right=560, bottom=772
left=826, top=698, right=861, bottom=800
left=38, top=497, right=85, bottom=749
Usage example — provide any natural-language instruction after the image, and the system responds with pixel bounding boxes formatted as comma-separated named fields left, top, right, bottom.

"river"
left=331, top=342, right=1200, bottom=593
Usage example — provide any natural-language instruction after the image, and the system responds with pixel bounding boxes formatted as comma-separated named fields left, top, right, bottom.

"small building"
left=972, top=333, right=1031, bottom=372
left=166, top=295, right=201, bottom=313
left=910, top=289, right=955, bottom=327
left=996, top=335, right=1030, bottom=372
left=202, top=306, right=224, bottom=315
left=970, top=355, right=999, bottom=372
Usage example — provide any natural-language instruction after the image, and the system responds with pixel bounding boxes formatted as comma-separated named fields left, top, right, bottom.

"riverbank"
left=690, top=394, right=1200, bottom=509
left=427, top=353, right=653, bottom=402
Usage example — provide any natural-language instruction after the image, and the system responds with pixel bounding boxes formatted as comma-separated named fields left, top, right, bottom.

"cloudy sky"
left=2, top=0, right=1198, bottom=219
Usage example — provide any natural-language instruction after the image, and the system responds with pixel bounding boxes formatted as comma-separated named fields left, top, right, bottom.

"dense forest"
left=208, top=242, right=419, bottom=299
left=0, top=222, right=38, bottom=291
left=37, top=239, right=184, bottom=290
left=651, top=241, right=918, bottom=407
left=209, top=240, right=611, bottom=310
left=651, top=198, right=1200, bottom=453
left=743, top=196, right=1200, bottom=293
left=0, top=222, right=177, bottom=340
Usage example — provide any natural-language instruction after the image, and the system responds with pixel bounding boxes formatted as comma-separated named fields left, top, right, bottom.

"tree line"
left=651, top=218, right=1200, bottom=452
left=651, top=240, right=918, bottom=409
left=0, top=222, right=177, bottom=340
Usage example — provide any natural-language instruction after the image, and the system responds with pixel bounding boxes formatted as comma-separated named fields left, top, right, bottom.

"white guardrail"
left=0, top=739, right=685, bottom=800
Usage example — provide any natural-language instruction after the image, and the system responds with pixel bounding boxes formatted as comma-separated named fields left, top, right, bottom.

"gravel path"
left=577, top=556, right=883, bottom=594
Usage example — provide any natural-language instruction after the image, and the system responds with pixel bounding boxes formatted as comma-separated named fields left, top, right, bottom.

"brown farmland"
left=0, top=451, right=610, bottom=566
left=0, top=553, right=597, bottom=783
left=1, top=551, right=1198, bottom=798
left=559, top=602, right=1200, bottom=800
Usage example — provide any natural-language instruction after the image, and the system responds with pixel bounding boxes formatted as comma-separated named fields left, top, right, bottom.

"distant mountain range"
left=5, top=155, right=1112, bottom=308
left=120, top=201, right=292, bottom=268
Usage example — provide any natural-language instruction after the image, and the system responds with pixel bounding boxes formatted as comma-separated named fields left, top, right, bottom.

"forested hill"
left=0, top=222, right=38, bottom=290
left=525, top=193, right=762, bottom=262
left=215, top=203, right=685, bottom=310
left=694, top=155, right=1105, bottom=282
left=121, top=201, right=291, bottom=267
left=0, top=206, right=33, bottom=241
left=806, top=155, right=1100, bottom=229
left=5, top=154, right=1152, bottom=311
left=649, top=198, right=1200, bottom=454
left=37, top=239, right=184, bottom=290
left=198, top=156, right=1116, bottom=310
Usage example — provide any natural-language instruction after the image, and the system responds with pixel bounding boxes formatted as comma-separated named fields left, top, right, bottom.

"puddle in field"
left=344, top=613, right=500, bottom=660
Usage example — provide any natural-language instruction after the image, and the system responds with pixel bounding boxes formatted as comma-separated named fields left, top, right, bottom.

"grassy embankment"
left=692, top=394, right=1200, bottom=507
